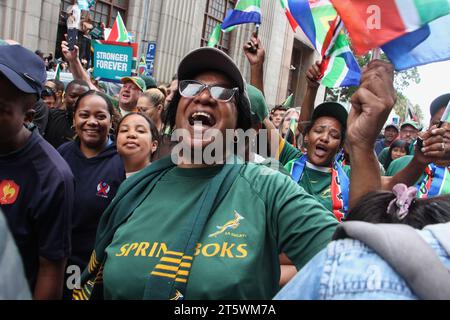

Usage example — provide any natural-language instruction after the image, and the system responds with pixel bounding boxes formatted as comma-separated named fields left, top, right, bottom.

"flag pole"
left=255, top=24, right=260, bottom=38
left=438, top=99, right=450, bottom=127
left=371, top=48, right=381, bottom=60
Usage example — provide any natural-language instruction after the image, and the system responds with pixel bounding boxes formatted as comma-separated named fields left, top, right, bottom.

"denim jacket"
left=274, top=226, right=450, bottom=300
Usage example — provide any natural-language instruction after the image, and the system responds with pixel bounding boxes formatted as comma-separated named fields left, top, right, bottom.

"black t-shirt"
left=32, top=99, right=49, bottom=135
left=0, top=130, right=74, bottom=289
left=58, top=140, right=125, bottom=271
left=45, top=109, right=75, bottom=149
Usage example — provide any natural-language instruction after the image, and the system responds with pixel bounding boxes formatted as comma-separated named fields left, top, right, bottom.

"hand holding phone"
left=68, top=34, right=76, bottom=51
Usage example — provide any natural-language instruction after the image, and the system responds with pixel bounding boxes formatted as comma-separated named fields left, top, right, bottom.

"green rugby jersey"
left=285, top=159, right=351, bottom=214
left=103, top=163, right=338, bottom=299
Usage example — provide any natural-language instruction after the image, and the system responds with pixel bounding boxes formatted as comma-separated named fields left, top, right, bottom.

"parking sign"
left=146, top=42, right=157, bottom=76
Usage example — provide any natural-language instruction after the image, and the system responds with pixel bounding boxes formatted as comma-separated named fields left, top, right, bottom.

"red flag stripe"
left=284, top=9, right=299, bottom=31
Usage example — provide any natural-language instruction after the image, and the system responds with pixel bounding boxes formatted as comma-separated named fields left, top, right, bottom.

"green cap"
left=121, top=76, right=146, bottom=92
left=247, top=84, right=269, bottom=124
left=139, top=75, right=157, bottom=89
left=400, top=120, right=421, bottom=131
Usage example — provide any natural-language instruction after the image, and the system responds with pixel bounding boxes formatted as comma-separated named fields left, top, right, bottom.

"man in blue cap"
left=0, top=44, right=74, bottom=299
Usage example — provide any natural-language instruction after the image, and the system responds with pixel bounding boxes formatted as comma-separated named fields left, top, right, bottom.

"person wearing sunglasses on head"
left=73, top=47, right=339, bottom=300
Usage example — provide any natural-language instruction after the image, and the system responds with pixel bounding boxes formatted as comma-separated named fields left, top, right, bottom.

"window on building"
left=60, top=0, right=128, bottom=27
left=201, top=0, right=236, bottom=52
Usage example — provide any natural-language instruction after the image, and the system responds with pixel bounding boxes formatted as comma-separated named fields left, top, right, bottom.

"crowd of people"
left=0, top=28, right=449, bottom=301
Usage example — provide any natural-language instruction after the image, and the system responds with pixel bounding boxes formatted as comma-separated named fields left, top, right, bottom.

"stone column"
left=0, top=0, right=60, bottom=54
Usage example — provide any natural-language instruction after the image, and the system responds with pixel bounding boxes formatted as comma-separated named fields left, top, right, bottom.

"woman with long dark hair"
left=384, top=139, right=410, bottom=171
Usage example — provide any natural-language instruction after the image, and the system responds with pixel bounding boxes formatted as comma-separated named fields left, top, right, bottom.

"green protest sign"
left=89, top=26, right=103, bottom=39
left=92, top=41, right=133, bottom=82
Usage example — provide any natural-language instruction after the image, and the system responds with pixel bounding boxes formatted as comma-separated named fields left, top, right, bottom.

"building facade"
left=0, top=0, right=325, bottom=108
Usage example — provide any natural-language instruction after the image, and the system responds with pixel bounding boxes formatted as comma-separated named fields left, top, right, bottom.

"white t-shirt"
left=67, top=5, right=81, bottom=29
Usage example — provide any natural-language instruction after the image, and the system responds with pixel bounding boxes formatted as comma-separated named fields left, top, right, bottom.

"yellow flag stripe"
left=175, top=278, right=187, bottom=283
left=161, top=257, right=181, bottom=264
left=73, top=290, right=82, bottom=300
left=151, top=271, right=176, bottom=279
left=177, top=270, right=189, bottom=277
left=277, top=137, right=285, bottom=160
left=166, top=251, right=183, bottom=257
left=155, top=264, right=178, bottom=272
left=81, top=289, right=89, bottom=300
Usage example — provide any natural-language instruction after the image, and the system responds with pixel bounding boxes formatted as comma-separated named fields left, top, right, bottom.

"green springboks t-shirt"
left=103, top=163, right=338, bottom=300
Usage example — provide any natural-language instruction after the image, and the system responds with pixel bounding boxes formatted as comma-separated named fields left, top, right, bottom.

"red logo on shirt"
left=97, top=182, right=111, bottom=199
left=0, top=180, right=20, bottom=205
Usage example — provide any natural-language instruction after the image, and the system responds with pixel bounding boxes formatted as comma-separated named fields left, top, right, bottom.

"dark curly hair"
left=346, top=191, right=450, bottom=229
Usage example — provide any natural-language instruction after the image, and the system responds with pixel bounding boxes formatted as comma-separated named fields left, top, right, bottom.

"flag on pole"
left=321, top=29, right=362, bottom=88
left=280, top=0, right=300, bottom=31
left=106, top=12, right=129, bottom=42
left=330, top=0, right=450, bottom=55
left=138, top=55, right=147, bottom=75
left=406, top=103, right=417, bottom=122
left=281, top=93, right=294, bottom=109
left=281, top=0, right=336, bottom=51
left=281, top=0, right=360, bottom=87
left=208, top=24, right=222, bottom=47
left=55, top=63, right=61, bottom=81
left=221, top=0, right=261, bottom=30
left=382, top=14, right=450, bottom=71
left=285, top=117, right=298, bottom=147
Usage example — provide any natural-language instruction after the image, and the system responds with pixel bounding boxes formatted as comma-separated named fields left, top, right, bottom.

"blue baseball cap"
left=0, top=44, right=46, bottom=96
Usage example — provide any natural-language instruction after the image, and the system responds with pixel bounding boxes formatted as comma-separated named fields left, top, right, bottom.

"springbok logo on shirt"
left=208, top=211, right=245, bottom=238
left=0, top=180, right=20, bottom=205
left=96, top=181, right=111, bottom=199
left=170, top=290, right=184, bottom=301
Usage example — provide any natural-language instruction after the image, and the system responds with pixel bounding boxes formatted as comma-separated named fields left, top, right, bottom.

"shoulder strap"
left=291, top=155, right=307, bottom=183
left=334, top=221, right=450, bottom=300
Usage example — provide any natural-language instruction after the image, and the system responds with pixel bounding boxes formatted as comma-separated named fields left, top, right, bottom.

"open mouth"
left=188, top=111, right=216, bottom=127
left=315, top=143, right=328, bottom=157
